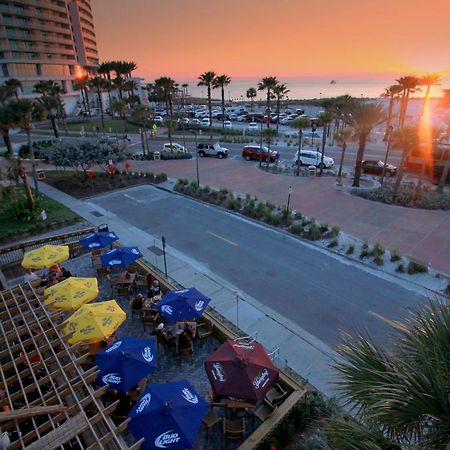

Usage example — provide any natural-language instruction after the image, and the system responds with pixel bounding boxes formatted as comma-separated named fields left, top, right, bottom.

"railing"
left=0, top=227, right=95, bottom=270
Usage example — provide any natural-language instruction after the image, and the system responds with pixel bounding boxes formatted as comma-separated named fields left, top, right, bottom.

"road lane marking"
left=368, top=310, right=407, bottom=331
left=207, top=230, right=239, bottom=247
left=123, top=194, right=143, bottom=203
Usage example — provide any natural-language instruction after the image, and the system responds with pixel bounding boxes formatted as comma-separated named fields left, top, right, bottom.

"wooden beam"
left=0, top=405, right=67, bottom=422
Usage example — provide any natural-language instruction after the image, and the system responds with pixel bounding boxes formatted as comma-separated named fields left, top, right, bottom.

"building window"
left=36, top=64, right=42, bottom=75
left=1, top=64, right=8, bottom=77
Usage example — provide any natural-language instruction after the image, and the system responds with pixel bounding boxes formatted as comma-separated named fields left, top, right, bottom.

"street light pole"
left=380, top=125, right=394, bottom=187
left=286, top=185, right=292, bottom=224
left=161, top=236, right=168, bottom=277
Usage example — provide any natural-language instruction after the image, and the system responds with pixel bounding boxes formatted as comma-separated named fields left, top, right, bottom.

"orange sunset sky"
left=92, top=0, right=450, bottom=82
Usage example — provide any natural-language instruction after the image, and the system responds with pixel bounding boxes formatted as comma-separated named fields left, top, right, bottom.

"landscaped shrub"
left=330, top=225, right=340, bottom=238
left=390, top=249, right=401, bottom=262
left=328, top=238, right=338, bottom=248
left=290, top=222, right=303, bottom=235
left=189, top=180, right=199, bottom=191
left=155, top=172, right=167, bottom=183
left=373, top=242, right=385, bottom=257
left=227, top=197, right=239, bottom=210
left=374, top=254, right=384, bottom=266
left=295, top=211, right=303, bottom=220
left=346, top=244, right=355, bottom=255
left=319, top=223, right=329, bottom=234
left=407, top=260, right=428, bottom=275
left=202, top=185, right=211, bottom=194
left=396, top=263, right=405, bottom=273
left=445, top=283, right=450, bottom=297
left=310, top=222, right=322, bottom=241
left=360, top=243, right=370, bottom=259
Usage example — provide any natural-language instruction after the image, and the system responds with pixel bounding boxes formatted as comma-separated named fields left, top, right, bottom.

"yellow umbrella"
left=21, top=245, right=69, bottom=269
left=62, top=300, right=126, bottom=345
left=43, top=277, right=99, bottom=311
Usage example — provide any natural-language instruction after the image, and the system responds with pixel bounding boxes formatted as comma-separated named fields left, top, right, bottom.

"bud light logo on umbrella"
left=105, top=340, right=122, bottom=353
left=102, top=373, right=121, bottom=385
left=181, top=388, right=198, bottom=404
left=79, top=231, right=119, bottom=250
left=212, top=363, right=226, bottom=382
left=141, top=346, right=154, bottom=362
left=136, top=393, right=152, bottom=414
left=157, top=287, right=210, bottom=323
left=101, top=246, right=143, bottom=268
left=155, top=430, right=181, bottom=448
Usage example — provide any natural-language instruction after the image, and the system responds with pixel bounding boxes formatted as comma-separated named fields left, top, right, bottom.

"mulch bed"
left=43, top=172, right=166, bottom=199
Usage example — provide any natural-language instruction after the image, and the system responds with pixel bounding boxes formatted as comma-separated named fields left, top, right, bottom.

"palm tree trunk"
left=221, top=85, right=225, bottom=129
left=84, top=88, right=91, bottom=116
left=320, top=124, right=327, bottom=175
left=393, top=147, right=409, bottom=200
left=97, top=87, right=105, bottom=131
left=400, top=91, right=410, bottom=127
left=384, top=95, right=394, bottom=141
left=337, top=141, right=347, bottom=180
left=352, top=133, right=367, bottom=187
left=422, top=85, right=431, bottom=115
left=27, top=127, right=39, bottom=194
left=276, top=97, right=280, bottom=130
left=415, top=159, right=427, bottom=199
left=266, top=90, right=270, bottom=129
left=437, top=153, right=450, bottom=193
left=398, top=92, right=406, bottom=127
left=2, top=130, right=13, bottom=157
left=207, top=85, right=212, bottom=138
left=49, top=114, right=59, bottom=138
left=19, top=163, right=34, bottom=211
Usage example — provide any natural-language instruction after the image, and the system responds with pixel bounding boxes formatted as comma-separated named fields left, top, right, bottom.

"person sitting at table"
left=129, top=293, right=143, bottom=316
left=153, top=323, right=175, bottom=346
left=178, top=328, right=193, bottom=353
left=23, top=269, right=39, bottom=284
left=60, top=267, right=72, bottom=280
left=145, top=272, right=154, bottom=290
left=148, top=280, right=161, bottom=301
left=49, top=264, right=62, bottom=275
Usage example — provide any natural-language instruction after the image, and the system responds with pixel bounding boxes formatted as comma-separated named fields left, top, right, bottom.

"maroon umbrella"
left=204, top=339, right=279, bottom=404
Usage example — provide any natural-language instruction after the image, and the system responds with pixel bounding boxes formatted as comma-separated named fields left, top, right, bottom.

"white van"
left=226, top=106, right=246, bottom=116
left=163, top=143, right=187, bottom=153
left=294, top=150, right=334, bottom=168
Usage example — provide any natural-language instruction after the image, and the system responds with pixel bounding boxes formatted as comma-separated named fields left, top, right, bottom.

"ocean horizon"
left=175, top=76, right=450, bottom=101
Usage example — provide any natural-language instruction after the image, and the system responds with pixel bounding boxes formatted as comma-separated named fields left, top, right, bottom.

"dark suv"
left=242, top=145, right=278, bottom=162
left=361, top=160, right=397, bottom=176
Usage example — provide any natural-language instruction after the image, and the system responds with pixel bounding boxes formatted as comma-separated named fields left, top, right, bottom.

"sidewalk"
left=109, top=158, right=450, bottom=276
left=38, top=180, right=340, bottom=397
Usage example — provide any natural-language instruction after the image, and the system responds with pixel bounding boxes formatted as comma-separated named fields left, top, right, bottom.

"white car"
left=247, top=122, right=258, bottom=131
left=163, top=143, right=188, bottom=153
left=195, top=110, right=208, bottom=118
left=228, top=113, right=238, bottom=121
left=223, top=120, right=232, bottom=129
left=237, top=115, right=247, bottom=122
left=153, top=115, right=164, bottom=124
left=200, top=118, right=211, bottom=127
left=294, top=150, right=334, bottom=168
left=190, top=118, right=200, bottom=125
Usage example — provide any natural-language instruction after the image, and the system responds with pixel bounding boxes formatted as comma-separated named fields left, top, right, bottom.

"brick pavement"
left=111, top=158, right=450, bottom=276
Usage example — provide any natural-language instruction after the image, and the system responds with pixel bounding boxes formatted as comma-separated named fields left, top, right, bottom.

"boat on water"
left=330, top=80, right=337, bottom=84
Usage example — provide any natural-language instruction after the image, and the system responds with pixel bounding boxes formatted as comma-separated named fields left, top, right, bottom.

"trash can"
left=97, top=224, right=109, bottom=233
left=153, top=152, right=161, bottom=160
left=308, top=165, right=317, bottom=177
left=36, top=169, right=46, bottom=180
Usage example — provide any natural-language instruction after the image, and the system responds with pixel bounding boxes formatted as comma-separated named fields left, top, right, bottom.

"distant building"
left=0, top=0, right=99, bottom=112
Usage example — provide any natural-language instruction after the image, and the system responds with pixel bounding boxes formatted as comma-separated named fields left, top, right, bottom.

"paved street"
left=89, top=185, right=426, bottom=348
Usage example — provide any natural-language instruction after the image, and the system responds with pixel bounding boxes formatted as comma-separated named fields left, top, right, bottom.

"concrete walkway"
left=38, top=181, right=341, bottom=397
left=109, top=158, right=450, bottom=276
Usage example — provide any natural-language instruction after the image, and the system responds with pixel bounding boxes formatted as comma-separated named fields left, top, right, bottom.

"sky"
left=92, top=0, right=450, bottom=85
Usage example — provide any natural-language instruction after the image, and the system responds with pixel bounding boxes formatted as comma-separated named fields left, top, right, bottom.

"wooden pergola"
left=0, top=281, right=142, bottom=450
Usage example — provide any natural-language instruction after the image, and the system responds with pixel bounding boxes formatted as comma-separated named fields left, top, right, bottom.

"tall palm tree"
left=381, top=84, right=402, bottom=141
left=291, top=117, right=311, bottom=176
left=9, top=99, right=44, bottom=196
left=0, top=84, right=15, bottom=156
left=4, top=78, right=22, bottom=99
left=334, top=127, right=353, bottom=182
left=396, top=76, right=420, bottom=128
left=258, top=76, right=278, bottom=128
left=110, top=98, right=127, bottom=133
left=131, top=104, right=152, bottom=155
left=89, top=76, right=107, bottom=130
left=98, top=62, right=114, bottom=105
left=213, top=74, right=231, bottom=128
left=439, top=88, right=450, bottom=139
left=198, top=71, right=216, bottom=135
left=273, top=83, right=290, bottom=130
left=343, top=102, right=386, bottom=187
left=246, top=87, right=257, bottom=111
left=33, top=80, right=61, bottom=138
left=181, top=83, right=189, bottom=107
left=155, top=76, right=176, bottom=147
left=420, top=73, right=441, bottom=115
left=74, top=75, right=91, bottom=116
left=325, top=300, right=450, bottom=449
left=318, top=111, right=334, bottom=175
left=112, top=76, right=126, bottom=101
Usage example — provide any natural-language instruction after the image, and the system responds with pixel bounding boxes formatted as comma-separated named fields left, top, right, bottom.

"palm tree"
left=325, top=300, right=450, bottom=449
left=4, top=78, right=22, bottom=99
left=112, top=76, right=127, bottom=101
left=155, top=76, right=176, bottom=147
left=420, top=73, right=441, bottom=115
left=131, top=104, right=152, bottom=155
left=261, top=128, right=278, bottom=168
left=88, top=76, right=107, bottom=130
left=334, top=128, right=353, bottom=183
left=318, top=111, right=334, bottom=175
left=33, top=81, right=61, bottom=138
left=381, top=84, right=402, bottom=141
left=0, top=84, right=15, bottom=156
left=396, top=76, right=420, bottom=128
left=273, top=83, right=290, bottom=130
left=246, top=87, right=257, bottom=111
left=73, top=74, right=91, bottom=116
left=110, top=98, right=127, bottom=133
left=439, top=88, right=450, bottom=139
left=291, top=117, right=310, bottom=176
left=9, top=99, right=44, bottom=197
left=198, top=71, right=216, bottom=135
left=258, top=76, right=278, bottom=128
left=343, top=102, right=386, bottom=187
left=213, top=74, right=231, bottom=128
left=181, top=83, right=189, bottom=107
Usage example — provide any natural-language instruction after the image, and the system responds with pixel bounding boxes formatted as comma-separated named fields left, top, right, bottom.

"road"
left=91, top=185, right=426, bottom=348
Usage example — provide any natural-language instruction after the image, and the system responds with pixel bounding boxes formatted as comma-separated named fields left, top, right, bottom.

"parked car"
left=197, top=143, right=228, bottom=159
left=227, top=113, right=238, bottom=121
left=190, top=118, right=200, bottom=125
left=360, top=160, right=397, bottom=176
left=153, top=116, right=164, bottom=124
left=163, top=143, right=188, bottom=153
left=237, top=114, right=248, bottom=122
left=200, top=118, right=211, bottom=127
left=195, top=110, right=208, bottom=118
left=242, top=145, right=278, bottom=162
left=247, top=122, right=259, bottom=132
left=223, top=120, right=232, bottom=129
left=294, top=150, right=334, bottom=168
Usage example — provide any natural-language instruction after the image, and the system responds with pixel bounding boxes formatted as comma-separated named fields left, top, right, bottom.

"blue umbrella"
left=94, top=336, right=158, bottom=392
left=79, top=231, right=119, bottom=250
left=128, top=380, right=208, bottom=450
left=101, top=246, right=143, bottom=267
left=156, top=288, right=210, bottom=323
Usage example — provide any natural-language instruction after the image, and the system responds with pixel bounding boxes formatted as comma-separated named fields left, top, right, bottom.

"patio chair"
left=177, top=343, right=193, bottom=359
left=116, top=285, right=131, bottom=299
left=142, top=315, right=157, bottom=332
left=196, top=322, right=213, bottom=344
left=265, top=383, right=288, bottom=406
left=252, top=399, right=277, bottom=422
left=96, top=267, right=109, bottom=277
left=222, top=418, right=245, bottom=446
left=133, top=273, right=146, bottom=289
left=202, top=409, right=221, bottom=442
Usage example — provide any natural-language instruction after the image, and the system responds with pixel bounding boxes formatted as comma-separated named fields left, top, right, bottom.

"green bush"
left=407, top=260, right=428, bottom=275
left=290, top=222, right=303, bottom=235
left=227, top=197, right=239, bottom=210
left=294, top=211, right=303, bottom=220
left=320, top=223, right=329, bottom=234
left=390, top=250, right=401, bottom=262
left=396, top=263, right=405, bottom=273
left=373, top=242, right=385, bottom=257
left=328, top=238, right=338, bottom=248
left=202, top=185, right=211, bottom=194
left=189, top=180, right=199, bottom=190
left=374, top=254, right=384, bottom=266
left=360, top=243, right=370, bottom=259
left=310, top=222, right=322, bottom=241
left=346, top=244, right=355, bottom=254
left=155, top=172, right=167, bottom=183
left=330, top=225, right=340, bottom=238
